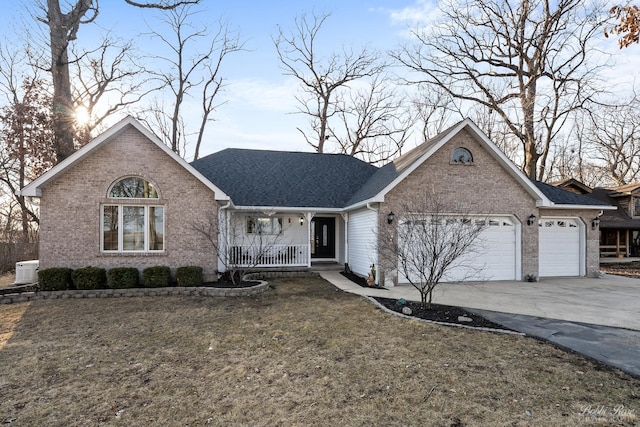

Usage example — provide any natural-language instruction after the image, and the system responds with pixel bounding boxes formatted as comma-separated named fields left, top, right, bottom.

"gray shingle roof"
left=190, top=130, right=611, bottom=210
left=533, top=181, right=608, bottom=206
left=590, top=188, right=640, bottom=229
left=190, top=149, right=377, bottom=208
left=344, top=130, right=450, bottom=206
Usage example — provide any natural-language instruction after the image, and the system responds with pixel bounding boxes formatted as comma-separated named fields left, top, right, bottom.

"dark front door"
left=311, top=217, right=335, bottom=258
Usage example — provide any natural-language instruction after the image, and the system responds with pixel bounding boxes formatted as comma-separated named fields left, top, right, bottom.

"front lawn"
left=0, top=277, right=638, bottom=426
left=0, top=272, right=14, bottom=289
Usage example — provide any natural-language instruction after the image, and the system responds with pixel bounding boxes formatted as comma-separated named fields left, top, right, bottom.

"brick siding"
left=38, top=126, right=219, bottom=281
left=377, top=129, right=600, bottom=282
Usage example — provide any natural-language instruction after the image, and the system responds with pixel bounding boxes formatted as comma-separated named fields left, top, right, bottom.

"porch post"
left=626, top=229, right=630, bottom=257
left=341, top=212, right=349, bottom=268
left=306, top=212, right=315, bottom=268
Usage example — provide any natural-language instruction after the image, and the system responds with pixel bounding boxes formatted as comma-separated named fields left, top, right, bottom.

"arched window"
left=451, top=147, right=473, bottom=164
left=102, top=177, right=164, bottom=253
left=108, top=177, right=159, bottom=198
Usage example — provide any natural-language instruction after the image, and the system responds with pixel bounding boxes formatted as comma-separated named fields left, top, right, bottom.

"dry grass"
left=0, top=272, right=15, bottom=289
left=0, top=277, right=638, bottom=426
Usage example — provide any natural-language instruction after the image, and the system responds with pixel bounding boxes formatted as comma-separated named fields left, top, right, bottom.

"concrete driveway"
left=321, top=272, right=640, bottom=331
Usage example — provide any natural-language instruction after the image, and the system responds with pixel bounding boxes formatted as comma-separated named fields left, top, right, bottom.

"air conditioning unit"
left=14, top=260, right=39, bottom=285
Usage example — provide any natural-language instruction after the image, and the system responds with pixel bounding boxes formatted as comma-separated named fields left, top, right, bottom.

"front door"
left=311, top=217, right=335, bottom=258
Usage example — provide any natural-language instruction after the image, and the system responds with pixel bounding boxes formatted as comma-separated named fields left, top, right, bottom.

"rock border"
left=0, top=271, right=323, bottom=305
left=0, top=281, right=269, bottom=304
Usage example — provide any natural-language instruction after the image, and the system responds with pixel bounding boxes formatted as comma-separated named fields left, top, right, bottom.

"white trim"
left=539, top=204, right=617, bottom=211
left=310, top=215, right=339, bottom=262
left=19, top=116, right=230, bottom=200
left=100, top=203, right=165, bottom=253
left=372, top=119, right=552, bottom=207
left=232, top=205, right=340, bottom=213
left=538, top=216, right=585, bottom=277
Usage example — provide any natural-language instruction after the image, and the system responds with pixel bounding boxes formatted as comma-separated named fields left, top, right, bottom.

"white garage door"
left=399, top=216, right=518, bottom=283
left=443, top=217, right=518, bottom=282
left=538, top=218, right=582, bottom=277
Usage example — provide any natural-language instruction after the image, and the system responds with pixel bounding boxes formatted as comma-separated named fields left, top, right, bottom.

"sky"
left=1, top=0, right=639, bottom=160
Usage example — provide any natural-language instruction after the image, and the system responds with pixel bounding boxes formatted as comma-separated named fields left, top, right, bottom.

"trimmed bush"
left=176, top=266, right=203, bottom=287
left=71, top=267, right=107, bottom=290
left=143, top=266, right=171, bottom=288
left=38, top=268, right=73, bottom=291
left=107, top=267, right=139, bottom=289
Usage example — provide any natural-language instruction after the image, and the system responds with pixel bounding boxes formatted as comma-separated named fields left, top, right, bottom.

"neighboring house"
left=20, top=116, right=612, bottom=284
left=556, top=179, right=640, bottom=258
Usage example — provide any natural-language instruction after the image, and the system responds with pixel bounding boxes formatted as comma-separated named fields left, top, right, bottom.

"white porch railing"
left=229, top=244, right=309, bottom=267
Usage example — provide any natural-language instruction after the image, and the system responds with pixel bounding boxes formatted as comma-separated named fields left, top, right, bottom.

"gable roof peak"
left=19, top=116, right=229, bottom=200
left=552, top=178, right=593, bottom=194
left=605, top=182, right=640, bottom=195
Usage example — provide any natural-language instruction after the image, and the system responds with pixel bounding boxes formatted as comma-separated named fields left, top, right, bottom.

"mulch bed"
left=203, top=271, right=260, bottom=288
left=340, top=270, right=386, bottom=289
left=373, top=297, right=516, bottom=331
left=341, top=270, right=514, bottom=331
left=201, top=280, right=261, bottom=288
left=600, top=261, right=640, bottom=279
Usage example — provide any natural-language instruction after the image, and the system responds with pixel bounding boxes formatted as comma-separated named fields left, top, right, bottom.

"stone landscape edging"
left=366, top=295, right=525, bottom=336
left=0, top=271, right=324, bottom=304
left=0, top=281, right=270, bottom=304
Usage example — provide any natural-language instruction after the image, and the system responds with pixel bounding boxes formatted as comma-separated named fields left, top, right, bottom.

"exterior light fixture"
left=592, top=217, right=600, bottom=230
left=300, top=216, right=304, bottom=226
left=387, top=212, right=395, bottom=224
left=527, top=214, right=536, bottom=226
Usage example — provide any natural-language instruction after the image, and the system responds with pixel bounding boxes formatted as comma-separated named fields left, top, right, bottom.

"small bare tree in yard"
left=380, top=194, right=487, bottom=309
left=191, top=212, right=286, bottom=285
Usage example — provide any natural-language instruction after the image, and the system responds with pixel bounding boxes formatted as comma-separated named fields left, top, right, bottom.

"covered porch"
left=225, top=210, right=346, bottom=269
left=599, top=227, right=640, bottom=258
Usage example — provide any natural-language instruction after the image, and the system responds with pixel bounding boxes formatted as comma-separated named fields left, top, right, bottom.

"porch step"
left=310, top=263, right=344, bottom=272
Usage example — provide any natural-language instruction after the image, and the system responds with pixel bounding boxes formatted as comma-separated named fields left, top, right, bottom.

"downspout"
left=366, top=202, right=379, bottom=285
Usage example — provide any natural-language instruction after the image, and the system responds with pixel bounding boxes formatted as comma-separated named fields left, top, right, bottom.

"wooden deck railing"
left=229, top=244, right=309, bottom=267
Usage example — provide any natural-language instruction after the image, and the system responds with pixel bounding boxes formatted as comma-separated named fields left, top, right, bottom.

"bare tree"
left=145, top=5, right=243, bottom=158
left=70, top=36, right=157, bottom=144
left=379, top=192, right=487, bottom=309
left=36, top=0, right=200, bottom=163
left=330, top=77, right=414, bottom=165
left=0, top=80, right=54, bottom=235
left=394, top=0, right=609, bottom=180
left=274, top=12, right=386, bottom=153
left=581, top=97, right=640, bottom=186
left=191, top=213, right=286, bottom=285
left=412, top=84, right=461, bottom=143
left=0, top=196, right=39, bottom=272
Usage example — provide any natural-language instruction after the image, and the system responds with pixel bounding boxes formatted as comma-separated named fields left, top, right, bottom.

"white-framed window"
left=101, top=177, right=164, bottom=252
left=246, top=217, right=282, bottom=235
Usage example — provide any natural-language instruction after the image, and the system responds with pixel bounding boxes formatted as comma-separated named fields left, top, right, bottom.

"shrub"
left=143, top=266, right=171, bottom=288
left=176, top=266, right=203, bottom=287
left=71, top=267, right=107, bottom=290
left=107, top=267, right=139, bottom=289
left=38, top=268, right=73, bottom=291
